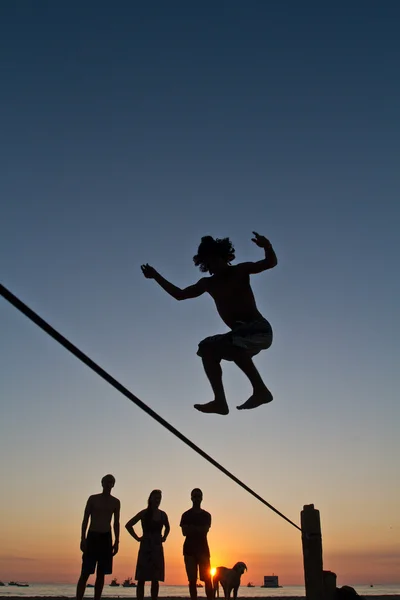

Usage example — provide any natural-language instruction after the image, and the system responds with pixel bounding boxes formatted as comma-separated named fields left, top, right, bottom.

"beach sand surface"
left=2, top=596, right=399, bottom=600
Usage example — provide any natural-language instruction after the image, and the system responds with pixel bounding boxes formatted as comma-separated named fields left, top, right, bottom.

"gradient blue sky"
left=1, top=0, right=399, bottom=585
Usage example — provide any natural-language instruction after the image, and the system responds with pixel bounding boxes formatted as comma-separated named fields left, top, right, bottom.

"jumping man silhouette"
left=141, top=232, right=278, bottom=415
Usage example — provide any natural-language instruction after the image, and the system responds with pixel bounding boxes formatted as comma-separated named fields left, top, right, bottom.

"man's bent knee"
left=199, top=346, right=222, bottom=361
left=197, top=330, right=233, bottom=357
left=198, top=339, right=232, bottom=360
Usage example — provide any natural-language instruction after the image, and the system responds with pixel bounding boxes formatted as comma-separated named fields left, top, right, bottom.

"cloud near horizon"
left=0, top=555, right=38, bottom=563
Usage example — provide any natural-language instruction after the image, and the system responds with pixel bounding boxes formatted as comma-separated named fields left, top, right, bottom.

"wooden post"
left=301, top=504, right=324, bottom=600
left=323, top=571, right=337, bottom=600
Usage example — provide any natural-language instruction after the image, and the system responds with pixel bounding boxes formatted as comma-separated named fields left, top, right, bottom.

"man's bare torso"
left=205, top=265, right=263, bottom=328
left=87, top=493, right=119, bottom=533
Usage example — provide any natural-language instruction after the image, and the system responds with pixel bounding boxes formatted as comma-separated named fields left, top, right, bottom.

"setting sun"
left=210, top=567, right=216, bottom=577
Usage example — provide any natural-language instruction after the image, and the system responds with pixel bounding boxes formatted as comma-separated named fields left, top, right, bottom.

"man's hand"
left=112, top=541, right=119, bottom=556
left=141, top=263, right=158, bottom=279
left=251, top=231, right=271, bottom=249
left=80, top=539, right=87, bottom=553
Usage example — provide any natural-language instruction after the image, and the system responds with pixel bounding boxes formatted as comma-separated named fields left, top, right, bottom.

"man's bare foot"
left=194, top=401, right=229, bottom=415
left=236, top=388, right=273, bottom=410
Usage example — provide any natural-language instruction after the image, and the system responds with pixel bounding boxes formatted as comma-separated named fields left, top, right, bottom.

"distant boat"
left=196, top=583, right=203, bottom=588
left=87, top=584, right=94, bottom=588
left=110, top=578, right=120, bottom=587
left=122, top=578, right=137, bottom=588
left=261, top=575, right=281, bottom=588
left=247, top=582, right=255, bottom=588
left=9, top=582, right=29, bottom=587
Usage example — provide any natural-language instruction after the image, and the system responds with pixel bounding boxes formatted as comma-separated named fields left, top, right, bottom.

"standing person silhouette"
left=76, top=474, right=120, bottom=600
left=180, top=489, right=213, bottom=600
left=125, top=490, right=170, bottom=600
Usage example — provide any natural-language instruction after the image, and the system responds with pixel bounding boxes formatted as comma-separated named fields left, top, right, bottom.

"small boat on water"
left=196, top=583, right=203, bottom=588
left=9, top=582, right=30, bottom=587
left=122, top=578, right=137, bottom=588
left=110, top=578, right=120, bottom=587
left=87, top=584, right=94, bottom=588
left=247, top=582, right=255, bottom=588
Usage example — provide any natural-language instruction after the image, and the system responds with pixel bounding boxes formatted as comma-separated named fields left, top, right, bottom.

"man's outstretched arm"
left=238, top=232, right=278, bottom=274
left=141, top=264, right=207, bottom=300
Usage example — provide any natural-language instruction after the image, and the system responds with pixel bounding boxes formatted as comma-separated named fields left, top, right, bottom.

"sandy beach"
left=2, top=596, right=400, bottom=600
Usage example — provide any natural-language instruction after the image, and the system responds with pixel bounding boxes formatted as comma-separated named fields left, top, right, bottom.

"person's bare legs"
left=195, top=340, right=272, bottom=412
left=228, top=347, right=273, bottom=410
left=188, top=580, right=198, bottom=600
left=136, top=581, right=145, bottom=600
left=194, top=353, right=229, bottom=415
left=94, top=572, right=105, bottom=600
left=150, top=580, right=159, bottom=600
left=76, top=572, right=90, bottom=600
left=204, top=578, right=214, bottom=600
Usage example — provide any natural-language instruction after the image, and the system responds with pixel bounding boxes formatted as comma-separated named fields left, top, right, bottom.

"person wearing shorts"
left=81, top=530, right=113, bottom=575
left=180, top=489, right=213, bottom=600
left=141, top=232, right=278, bottom=415
left=76, top=474, right=120, bottom=600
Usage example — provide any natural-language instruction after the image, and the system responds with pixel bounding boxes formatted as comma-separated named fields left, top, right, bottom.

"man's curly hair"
left=193, top=236, right=236, bottom=273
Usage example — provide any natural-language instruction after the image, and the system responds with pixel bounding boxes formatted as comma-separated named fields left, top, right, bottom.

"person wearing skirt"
left=125, top=490, right=170, bottom=600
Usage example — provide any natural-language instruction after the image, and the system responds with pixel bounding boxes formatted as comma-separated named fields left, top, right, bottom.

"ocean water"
left=0, top=583, right=399, bottom=597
